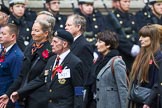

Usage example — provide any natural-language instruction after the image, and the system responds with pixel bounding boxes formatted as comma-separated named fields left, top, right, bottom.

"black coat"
left=135, top=7, right=162, bottom=31
left=53, top=13, right=67, bottom=31
left=6, top=41, right=54, bottom=108
left=17, top=52, right=84, bottom=108
left=8, top=14, right=33, bottom=51
left=71, top=35, right=93, bottom=86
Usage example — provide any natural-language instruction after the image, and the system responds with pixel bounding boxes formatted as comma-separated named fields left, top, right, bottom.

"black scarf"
left=95, top=49, right=119, bottom=75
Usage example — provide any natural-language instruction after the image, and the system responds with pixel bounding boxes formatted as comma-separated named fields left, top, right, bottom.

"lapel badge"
left=44, top=70, right=49, bottom=76
left=58, top=78, right=66, bottom=84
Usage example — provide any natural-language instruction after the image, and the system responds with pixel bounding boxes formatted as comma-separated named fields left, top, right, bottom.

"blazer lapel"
left=71, top=36, right=82, bottom=50
left=97, top=60, right=112, bottom=79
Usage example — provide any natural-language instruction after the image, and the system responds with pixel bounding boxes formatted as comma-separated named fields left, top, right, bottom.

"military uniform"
left=75, top=8, right=106, bottom=45
left=105, top=9, right=139, bottom=72
left=8, top=0, right=34, bottom=52
left=24, top=8, right=37, bottom=23
left=45, top=0, right=67, bottom=32
left=8, top=15, right=33, bottom=52
left=135, top=7, right=162, bottom=30
left=135, top=5, right=152, bottom=31
left=53, top=13, right=67, bottom=31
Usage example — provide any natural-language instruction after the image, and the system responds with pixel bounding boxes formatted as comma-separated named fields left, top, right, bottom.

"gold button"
left=49, top=89, right=52, bottom=92
left=49, top=100, right=52, bottom=103
left=160, top=83, right=162, bottom=85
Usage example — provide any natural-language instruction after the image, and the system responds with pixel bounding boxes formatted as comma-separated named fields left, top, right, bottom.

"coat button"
left=49, top=99, right=52, bottom=103
left=49, top=89, right=52, bottom=92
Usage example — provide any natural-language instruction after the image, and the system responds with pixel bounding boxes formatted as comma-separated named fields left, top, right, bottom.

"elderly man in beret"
left=8, top=29, right=84, bottom=108
left=0, top=4, right=10, bottom=27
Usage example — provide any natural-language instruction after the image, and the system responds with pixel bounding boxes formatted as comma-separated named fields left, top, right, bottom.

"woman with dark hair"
left=94, top=30, right=128, bottom=108
left=128, top=25, right=162, bottom=108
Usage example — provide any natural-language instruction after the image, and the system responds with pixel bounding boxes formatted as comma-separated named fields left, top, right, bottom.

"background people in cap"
left=65, top=14, right=93, bottom=108
left=0, top=13, right=55, bottom=108
left=135, top=0, right=162, bottom=31
left=105, top=0, right=140, bottom=72
left=0, top=23, right=24, bottom=108
left=8, top=0, right=34, bottom=51
left=8, top=29, right=84, bottom=108
left=128, top=25, right=162, bottom=108
left=45, top=0, right=67, bottom=31
left=0, top=4, right=10, bottom=27
left=74, top=0, right=106, bottom=45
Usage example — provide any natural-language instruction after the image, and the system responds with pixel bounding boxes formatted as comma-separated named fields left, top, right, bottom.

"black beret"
left=54, top=29, right=73, bottom=45
left=0, top=4, right=10, bottom=15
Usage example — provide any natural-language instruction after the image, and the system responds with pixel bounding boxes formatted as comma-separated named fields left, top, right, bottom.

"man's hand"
left=0, top=94, right=9, bottom=108
left=10, top=92, right=19, bottom=103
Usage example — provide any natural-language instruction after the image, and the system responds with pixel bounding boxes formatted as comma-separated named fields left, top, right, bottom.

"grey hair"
left=37, top=11, right=56, bottom=31
left=68, top=14, right=86, bottom=33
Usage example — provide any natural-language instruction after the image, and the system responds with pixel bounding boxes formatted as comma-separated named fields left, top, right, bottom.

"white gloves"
left=131, top=44, right=140, bottom=57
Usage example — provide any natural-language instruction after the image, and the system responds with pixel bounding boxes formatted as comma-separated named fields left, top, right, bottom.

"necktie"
left=1, top=47, right=6, bottom=55
left=51, top=56, right=60, bottom=79
left=0, top=47, right=6, bottom=62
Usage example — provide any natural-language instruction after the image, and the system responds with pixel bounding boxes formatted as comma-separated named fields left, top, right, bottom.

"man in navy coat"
left=0, top=23, right=24, bottom=108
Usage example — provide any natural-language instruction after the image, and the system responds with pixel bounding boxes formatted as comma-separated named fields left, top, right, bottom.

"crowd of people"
left=0, top=0, right=162, bottom=108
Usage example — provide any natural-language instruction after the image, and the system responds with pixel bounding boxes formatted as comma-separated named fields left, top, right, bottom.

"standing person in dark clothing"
left=65, top=14, right=94, bottom=108
left=7, top=30, right=84, bottom=108
left=74, top=0, right=106, bottom=45
left=0, top=23, right=24, bottom=108
left=135, top=0, right=152, bottom=31
left=105, top=0, right=140, bottom=72
left=135, top=0, right=162, bottom=31
left=0, top=4, right=10, bottom=27
left=0, top=14, right=55, bottom=108
left=45, top=0, right=67, bottom=31
left=128, top=25, right=162, bottom=108
left=8, top=0, right=34, bottom=51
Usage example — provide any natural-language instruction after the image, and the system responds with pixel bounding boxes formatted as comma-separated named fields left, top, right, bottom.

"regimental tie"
left=51, top=56, right=60, bottom=80
left=0, top=47, right=6, bottom=62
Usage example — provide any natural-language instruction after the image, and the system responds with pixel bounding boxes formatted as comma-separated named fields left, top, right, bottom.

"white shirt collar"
left=74, top=34, right=81, bottom=41
left=5, top=43, right=15, bottom=53
left=58, top=49, right=70, bottom=65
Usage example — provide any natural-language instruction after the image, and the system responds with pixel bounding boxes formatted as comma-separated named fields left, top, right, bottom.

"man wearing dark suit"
left=9, top=30, right=84, bottom=108
left=65, top=14, right=93, bottom=108
left=0, top=23, right=24, bottom=108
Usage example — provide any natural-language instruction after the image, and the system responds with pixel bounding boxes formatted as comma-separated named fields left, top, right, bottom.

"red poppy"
left=0, top=56, right=5, bottom=62
left=42, top=49, right=49, bottom=59
left=55, top=65, right=63, bottom=73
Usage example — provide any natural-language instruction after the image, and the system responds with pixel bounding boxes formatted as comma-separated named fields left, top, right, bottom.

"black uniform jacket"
left=17, top=52, right=84, bottom=108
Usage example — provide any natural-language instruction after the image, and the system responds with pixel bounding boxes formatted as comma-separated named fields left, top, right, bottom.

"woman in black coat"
left=0, top=12, right=55, bottom=108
